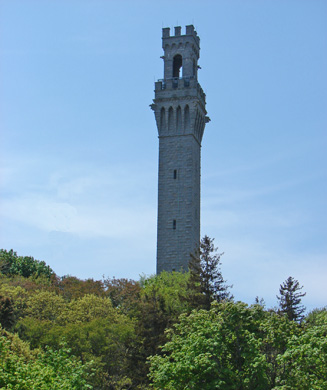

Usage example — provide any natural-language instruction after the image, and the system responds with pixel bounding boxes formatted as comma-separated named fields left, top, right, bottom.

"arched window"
left=176, top=106, right=182, bottom=133
left=173, top=54, right=182, bottom=78
left=168, top=107, right=174, bottom=133
left=160, top=107, right=166, bottom=131
left=184, top=105, right=190, bottom=131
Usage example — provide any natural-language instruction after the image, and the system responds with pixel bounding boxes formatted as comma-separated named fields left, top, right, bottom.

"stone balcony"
left=155, top=77, right=206, bottom=104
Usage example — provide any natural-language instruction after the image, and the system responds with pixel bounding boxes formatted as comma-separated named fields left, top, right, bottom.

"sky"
left=1, top=0, right=326, bottom=311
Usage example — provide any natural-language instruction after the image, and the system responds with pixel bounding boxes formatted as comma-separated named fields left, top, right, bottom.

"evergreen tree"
left=0, top=296, right=15, bottom=330
left=187, top=236, right=232, bottom=310
left=277, top=276, right=306, bottom=322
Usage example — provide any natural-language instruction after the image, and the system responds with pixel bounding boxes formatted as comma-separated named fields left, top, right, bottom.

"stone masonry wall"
left=156, top=134, right=201, bottom=273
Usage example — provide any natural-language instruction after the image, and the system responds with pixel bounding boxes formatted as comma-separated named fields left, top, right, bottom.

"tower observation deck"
left=151, top=25, right=210, bottom=273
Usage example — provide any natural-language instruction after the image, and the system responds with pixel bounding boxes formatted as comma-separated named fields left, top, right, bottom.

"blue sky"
left=1, top=0, right=326, bottom=311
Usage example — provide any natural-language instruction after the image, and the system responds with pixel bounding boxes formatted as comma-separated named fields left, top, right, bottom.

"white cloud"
left=206, top=235, right=327, bottom=311
left=0, top=162, right=157, bottom=241
left=1, top=195, right=77, bottom=233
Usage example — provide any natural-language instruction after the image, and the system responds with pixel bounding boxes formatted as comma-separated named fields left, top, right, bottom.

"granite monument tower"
left=151, top=25, right=209, bottom=273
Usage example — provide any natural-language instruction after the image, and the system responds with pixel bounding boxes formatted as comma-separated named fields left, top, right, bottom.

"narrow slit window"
left=173, top=169, right=177, bottom=179
left=173, top=220, right=176, bottom=230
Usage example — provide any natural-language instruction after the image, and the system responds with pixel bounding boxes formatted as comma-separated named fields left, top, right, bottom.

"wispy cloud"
left=0, top=159, right=157, bottom=241
left=212, top=236, right=327, bottom=311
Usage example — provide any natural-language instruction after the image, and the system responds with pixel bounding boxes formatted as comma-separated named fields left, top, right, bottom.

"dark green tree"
left=0, top=296, right=15, bottom=330
left=187, top=236, right=232, bottom=310
left=277, top=276, right=306, bottom=322
left=0, top=249, right=54, bottom=279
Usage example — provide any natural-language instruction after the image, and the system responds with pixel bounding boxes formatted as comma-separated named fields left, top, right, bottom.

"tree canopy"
left=0, top=246, right=324, bottom=390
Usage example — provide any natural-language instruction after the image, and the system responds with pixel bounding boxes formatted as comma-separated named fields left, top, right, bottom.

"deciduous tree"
left=148, top=302, right=269, bottom=390
left=276, top=310, right=327, bottom=389
left=0, top=328, right=93, bottom=389
left=0, top=249, right=54, bottom=279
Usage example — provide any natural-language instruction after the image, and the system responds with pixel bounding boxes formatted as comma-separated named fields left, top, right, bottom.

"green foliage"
left=258, top=309, right=299, bottom=388
left=277, top=276, right=306, bottom=322
left=276, top=310, right=327, bottom=389
left=0, top=284, right=29, bottom=328
left=23, top=290, right=66, bottom=321
left=125, top=272, right=190, bottom=387
left=0, top=249, right=54, bottom=279
left=0, top=296, right=15, bottom=330
left=148, top=300, right=327, bottom=390
left=1, top=248, right=325, bottom=390
left=303, top=307, right=327, bottom=326
left=0, top=328, right=93, bottom=389
left=148, top=301, right=269, bottom=390
left=142, top=271, right=190, bottom=316
left=59, top=294, right=117, bottom=324
left=16, top=292, right=136, bottom=389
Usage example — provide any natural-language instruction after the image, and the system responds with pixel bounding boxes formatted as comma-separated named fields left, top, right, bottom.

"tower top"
left=159, top=25, right=201, bottom=82
left=162, top=25, right=200, bottom=47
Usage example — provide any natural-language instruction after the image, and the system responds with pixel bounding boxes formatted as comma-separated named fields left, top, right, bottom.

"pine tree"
left=277, top=276, right=306, bottom=322
left=187, top=236, right=232, bottom=310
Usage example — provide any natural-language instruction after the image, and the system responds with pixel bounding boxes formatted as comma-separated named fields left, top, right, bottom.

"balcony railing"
left=155, top=76, right=206, bottom=102
left=157, top=76, right=195, bottom=90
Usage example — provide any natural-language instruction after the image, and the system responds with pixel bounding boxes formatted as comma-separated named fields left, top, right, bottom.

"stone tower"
left=151, top=25, right=209, bottom=274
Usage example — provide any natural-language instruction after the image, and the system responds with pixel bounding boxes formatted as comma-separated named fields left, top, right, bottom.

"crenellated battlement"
left=162, top=25, right=199, bottom=46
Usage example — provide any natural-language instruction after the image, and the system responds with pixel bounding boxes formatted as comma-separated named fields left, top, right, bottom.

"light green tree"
left=0, top=328, right=93, bottom=389
left=16, top=292, right=136, bottom=389
left=149, top=301, right=269, bottom=390
left=275, top=309, right=327, bottom=389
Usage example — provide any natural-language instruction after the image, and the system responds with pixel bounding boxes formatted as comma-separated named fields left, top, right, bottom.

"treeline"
left=0, top=238, right=326, bottom=389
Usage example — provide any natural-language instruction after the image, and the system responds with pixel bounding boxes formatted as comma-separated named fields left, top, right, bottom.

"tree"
left=53, top=275, right=105, bottom=300
left=277, top=276, right=306, bottom=322
left=0, top=296, right=15, bottom=330
left=148, top=302, right=269, bottom=390
left=125, top=272, right=190, bottom=387
left=0, top=328, right=93, bottom=389
left=0, top=249, right=54, bottom=279
left=276, top=309, right=327, bottom=389
left=22, top=290, right=66, bottom=322
left=103, top=277, right=141, bottom=315
left=15, top=291, right=137, bottom=389
left=258, top=308, right=300, bottom=388
left=187, top=236, right=232, bottom=310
